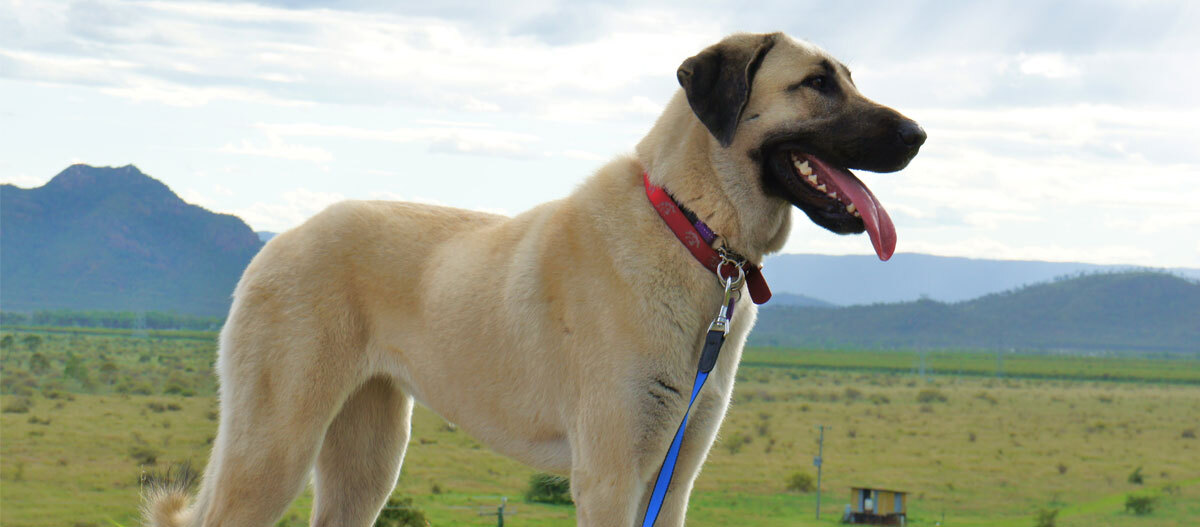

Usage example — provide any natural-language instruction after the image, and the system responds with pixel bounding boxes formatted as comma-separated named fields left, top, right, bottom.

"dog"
left=143, top=31, right=923, bottom=527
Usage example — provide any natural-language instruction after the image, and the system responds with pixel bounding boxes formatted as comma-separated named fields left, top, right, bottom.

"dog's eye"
left=803, top=75, right=828, bottom=91
left=787, top=75, right=830, bottom=93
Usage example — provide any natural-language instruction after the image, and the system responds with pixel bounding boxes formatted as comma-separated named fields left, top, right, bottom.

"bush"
left=1124, top=494, right=1156, bottom=515
left=1127, top=466, right=1144, bottom=485
left=2, top=396, right=33, bottom=414
left=374, top=496, right=429, bottom=527
left=1034, top=508, right=1058, bottom=527
left=723, top=432, right=751, bottom=454
left=129, top=445, right=161, bottom=466
left=525, top=474, right=572, bottom=505
left=917, top=389, right=948, bottom=403
left=785, top=472, right=814, bottom=493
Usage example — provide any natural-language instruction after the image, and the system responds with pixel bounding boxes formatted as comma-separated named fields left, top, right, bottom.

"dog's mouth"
left=766, top=148, right=896, bottom=261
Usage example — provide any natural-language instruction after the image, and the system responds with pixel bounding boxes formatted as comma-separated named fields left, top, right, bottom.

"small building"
left=843, top=486, right=907, bottom=525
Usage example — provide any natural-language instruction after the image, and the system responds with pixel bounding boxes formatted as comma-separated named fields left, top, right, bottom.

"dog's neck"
left=635, top=91, right=793, bottom=262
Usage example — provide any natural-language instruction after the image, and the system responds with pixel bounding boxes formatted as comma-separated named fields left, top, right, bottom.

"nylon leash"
left=641, top=264, right=743, bottom=527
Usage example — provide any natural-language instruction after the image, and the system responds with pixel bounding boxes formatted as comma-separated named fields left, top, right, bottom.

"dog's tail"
left=141, top=462, right=199, bottom=527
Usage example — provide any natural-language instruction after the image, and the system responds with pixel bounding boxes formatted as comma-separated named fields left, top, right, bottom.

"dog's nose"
left=897, top=120, right=926, bottom=148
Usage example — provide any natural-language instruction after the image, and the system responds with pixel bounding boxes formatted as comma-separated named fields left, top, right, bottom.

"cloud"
left=246, top=121, right=543, bottom=159
left=231, top=188, right=347, bottom=232
left=219, top=134, right=334, bottom=162
left=1018, top=53, right=1080, bottom=79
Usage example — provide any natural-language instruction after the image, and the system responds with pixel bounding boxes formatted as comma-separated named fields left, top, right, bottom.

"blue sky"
left=2, top=0, right=1199, bottom=267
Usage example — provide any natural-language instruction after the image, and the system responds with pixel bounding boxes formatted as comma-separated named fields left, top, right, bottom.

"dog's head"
left=667, top=32, right=925, bottom=261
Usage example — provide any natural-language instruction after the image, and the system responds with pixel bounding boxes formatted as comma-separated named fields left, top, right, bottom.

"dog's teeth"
left=797, top=160, right=813, bottom=176
left=846, top=203, right=856, bottom=214
left=816, top=184, right=827, bottom=192
left=853, top=211, right=862, bottom=218
left=828, top=192, right=837, bottom=199
left=807, top=174, right=819, bottom=185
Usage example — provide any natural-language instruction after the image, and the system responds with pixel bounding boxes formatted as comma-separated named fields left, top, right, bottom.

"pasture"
left=1, top=330, right=1197, bottom=526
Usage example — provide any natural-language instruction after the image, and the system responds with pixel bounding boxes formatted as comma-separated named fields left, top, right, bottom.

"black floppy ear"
left=677, top=34, right=777, bottom=147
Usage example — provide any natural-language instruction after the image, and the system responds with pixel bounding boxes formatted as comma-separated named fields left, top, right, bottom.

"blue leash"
left=641, top=270, right=739, bottom=527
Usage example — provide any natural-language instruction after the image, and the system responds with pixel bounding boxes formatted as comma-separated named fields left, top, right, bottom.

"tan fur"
left=143, top=33, right=893, bottom=527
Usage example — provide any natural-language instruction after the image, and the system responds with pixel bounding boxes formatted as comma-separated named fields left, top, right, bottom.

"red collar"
left=643, top=172, right=771, bottom=304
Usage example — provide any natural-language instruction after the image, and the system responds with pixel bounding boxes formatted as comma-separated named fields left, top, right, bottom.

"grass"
left=2, top=329, right=1199, bottom=526
left=743, top=347, right=1200, bottom=384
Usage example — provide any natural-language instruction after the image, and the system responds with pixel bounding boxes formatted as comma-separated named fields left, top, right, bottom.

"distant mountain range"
left=2, top=164, right=1198, bottom=354
left=751, top=271, right=1200, bottom=353
left=760, top=253, right=1200, bottom=306
left=1, top=164, right=262, bottom=316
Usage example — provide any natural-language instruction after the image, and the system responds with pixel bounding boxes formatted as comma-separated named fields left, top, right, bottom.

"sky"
left=2, top=0, right=1199, bottom=267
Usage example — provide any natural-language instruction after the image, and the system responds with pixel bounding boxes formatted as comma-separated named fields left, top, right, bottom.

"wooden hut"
left=843, top=486, right=907, bottom=525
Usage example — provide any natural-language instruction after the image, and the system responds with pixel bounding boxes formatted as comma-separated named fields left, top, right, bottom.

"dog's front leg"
left=568, top=399, right=651, bottom=527
left=636, top=391, right=728, bottom=527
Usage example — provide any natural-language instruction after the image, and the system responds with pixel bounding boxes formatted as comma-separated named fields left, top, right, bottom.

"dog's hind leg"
left=310, top=375, right=413, bottom=527
left=186, top=319, right=365, bottom=527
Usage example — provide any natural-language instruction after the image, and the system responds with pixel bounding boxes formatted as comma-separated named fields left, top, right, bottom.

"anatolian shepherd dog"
left=144, top=32, right=924, bottom=527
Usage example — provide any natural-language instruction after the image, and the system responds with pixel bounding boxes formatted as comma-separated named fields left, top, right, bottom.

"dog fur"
left=143, top=32, right=922, bottom=527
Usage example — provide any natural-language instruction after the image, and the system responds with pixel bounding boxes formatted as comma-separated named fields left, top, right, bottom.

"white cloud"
left=233, top=188, right=347, bottom=232
left=0, top=172, right=50, bottom=188
left=1018, top=53, right=1080, bottom=79
left=220, top=134, right=334, bottom=163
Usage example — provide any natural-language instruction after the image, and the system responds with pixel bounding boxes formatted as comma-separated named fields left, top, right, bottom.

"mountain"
left=770, top=292, right=836, bottom=308
left=751, top=271, right=1200, bottom=353
left=1, top=164, right=262, bottom=316
left=760, top=253, right=1200, bottom=306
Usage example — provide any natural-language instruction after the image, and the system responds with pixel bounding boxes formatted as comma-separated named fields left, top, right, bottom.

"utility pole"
left=815, top=424, right=828, bottom=520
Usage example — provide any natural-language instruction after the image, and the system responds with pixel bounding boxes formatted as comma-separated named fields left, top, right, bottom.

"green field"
left=744, top=347, right=1200, bottom=384
left=2, top=330, right=1199, bottom=526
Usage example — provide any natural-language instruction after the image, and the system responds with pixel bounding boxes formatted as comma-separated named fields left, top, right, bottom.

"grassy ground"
left=743, top=347, right=1200, bottom=384
left=2, top=331, right=1198, bottom=526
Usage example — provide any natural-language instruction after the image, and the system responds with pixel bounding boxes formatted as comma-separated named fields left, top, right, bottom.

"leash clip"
left=707, top=258, right=744, bottom=336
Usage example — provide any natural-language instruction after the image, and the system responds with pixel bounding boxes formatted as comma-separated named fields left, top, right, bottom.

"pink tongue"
left=805, top=155, right=897, bottom=261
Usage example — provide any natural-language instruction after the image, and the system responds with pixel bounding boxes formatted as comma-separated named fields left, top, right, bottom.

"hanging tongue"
left=804, top=155, right=897, bottom=261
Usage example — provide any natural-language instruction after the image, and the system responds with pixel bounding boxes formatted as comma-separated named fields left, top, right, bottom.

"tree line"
left=0, top=309, right=223, bottom=331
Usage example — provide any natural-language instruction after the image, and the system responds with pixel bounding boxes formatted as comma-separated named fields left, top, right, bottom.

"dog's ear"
left=677, top=33, right=777, bottom=147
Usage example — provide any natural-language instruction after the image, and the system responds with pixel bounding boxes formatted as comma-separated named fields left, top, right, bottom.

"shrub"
left=2, top=396, right=33, bottom=414
left=129, top=445, right=160, bottom=466
left=1124, top=494, right=1156, bottom=515
left=374, top=496, right=429, bottom=527
left=785, top=472, right=814, bottom=493
left=868, top=394, right=890, bottom=405
left=1127, top=466, right=1144, bottom=485
left=1034, top=508, right=1058, bottom=527
left=1183, top=428, right=1197, bottom=439
left=843, top=387, right=863, bottom=400
left=723, top=432, right=751, bottom=454
left=917, top=389, right=948, bottom=403
left=525, top=474, right=572, bottom=505
left=1057, top=463, right=1068, bottom=475
left=975, top=392, right=998, bottom=405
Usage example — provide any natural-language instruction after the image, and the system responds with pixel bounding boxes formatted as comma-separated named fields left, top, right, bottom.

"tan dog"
left=144, top=32, right=923, bottom=527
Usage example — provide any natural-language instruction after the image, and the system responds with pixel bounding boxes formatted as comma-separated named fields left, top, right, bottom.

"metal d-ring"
left=715, top=250, right=746, bottom=291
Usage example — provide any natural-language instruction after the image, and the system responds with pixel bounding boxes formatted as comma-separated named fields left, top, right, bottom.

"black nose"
left=897, top=120, right=926, bottom=148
